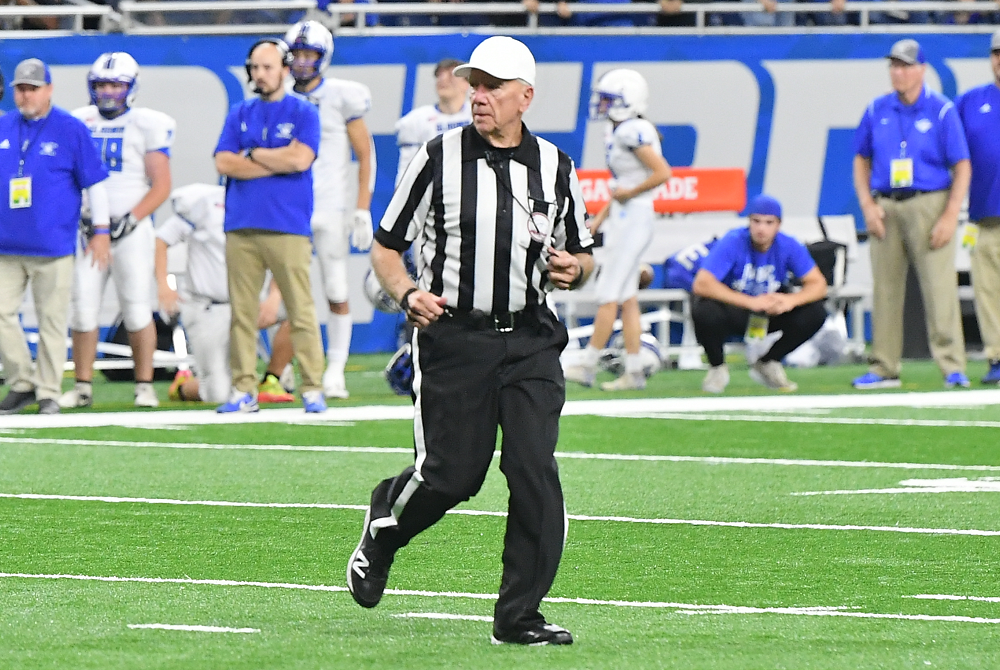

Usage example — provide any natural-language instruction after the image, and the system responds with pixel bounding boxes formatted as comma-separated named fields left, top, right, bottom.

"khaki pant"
left=869, top=190, right=966, bottom=378
left=0, top=254, right=74, bottom=401
left=225, top=230, right=324, bottom=395
left=971, top=220, right=1000, bottom=362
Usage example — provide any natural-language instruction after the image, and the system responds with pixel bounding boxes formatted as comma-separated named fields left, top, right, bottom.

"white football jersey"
left=292, top=77, right=373, bottom=214
left=156, top=183, right=228, bottom=304
left=605, top=117, right=662, bottom=203
left=72, top=105, right=176, bottom=218
left=394, top=101, right=472, bottom=185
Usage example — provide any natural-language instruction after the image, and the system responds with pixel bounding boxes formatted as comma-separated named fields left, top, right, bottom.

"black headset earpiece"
left=244, top=38, right=293, bottom=82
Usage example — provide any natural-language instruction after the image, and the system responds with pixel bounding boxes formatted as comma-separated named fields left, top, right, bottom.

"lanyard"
left=894, top=94, right=921, bottom=159
left=17, top=112, right=52, bottom=178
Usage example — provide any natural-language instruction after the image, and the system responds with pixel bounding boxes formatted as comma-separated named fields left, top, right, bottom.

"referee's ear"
left=518, top=84, right=534, bottom=114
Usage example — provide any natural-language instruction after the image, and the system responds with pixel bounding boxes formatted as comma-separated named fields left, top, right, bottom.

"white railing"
left=1, top=0, right=997, bottom=35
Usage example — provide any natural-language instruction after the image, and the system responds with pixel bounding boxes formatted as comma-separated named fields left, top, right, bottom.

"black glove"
left=109, top=212, right=139, bottom=241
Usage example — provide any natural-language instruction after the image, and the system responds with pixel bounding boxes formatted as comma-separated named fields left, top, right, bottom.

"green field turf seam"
left=3, top=492, right=999, bottom=536
left=2, top=572, right=998, bottom=626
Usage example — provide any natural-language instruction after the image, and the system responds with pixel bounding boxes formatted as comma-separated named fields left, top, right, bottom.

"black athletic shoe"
left=491, top=623, right=574, bottom=646
left=0, top=389, right=36, bottom=415
left=346, top=508, right=394, bottom=608
left=37, top=399, right=60, bottom=415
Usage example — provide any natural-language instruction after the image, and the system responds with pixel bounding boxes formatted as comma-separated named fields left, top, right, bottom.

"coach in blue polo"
left=0, top=58, right=110, bottom=415
left=852, top=39, right=971, bottom=390
left=955, top=30, right=1000, bottom=385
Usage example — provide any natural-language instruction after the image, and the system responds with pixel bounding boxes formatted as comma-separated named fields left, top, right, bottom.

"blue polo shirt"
left=955, top=83, right=1000, bottom=221
left=214, top=94, right=320, bottom=236
left=854, top=86, right=970, bottom=193
left=0, top=106, right=108, bottom=257
left=701, top=227, right=816, bottom=296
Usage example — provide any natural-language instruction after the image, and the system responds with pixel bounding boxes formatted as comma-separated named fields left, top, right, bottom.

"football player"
left=61, top=52, right=175, bottom=409
left=283, top=20, right=375, bottom=399
left=393, top=58, right=471, bottom=186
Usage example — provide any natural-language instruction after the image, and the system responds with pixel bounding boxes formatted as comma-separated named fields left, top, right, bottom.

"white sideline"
left=128, top=623, right=259, bottom=633
left=906, top=594, right=1000, bottom=603
left=2, top=573, right=997, bottom=625
left=394, top=613, right=494, bottom=622
left=0, top=389, right=999, bottom=429
left=3, top=492, right=998, bottom=536
left=6, top=435, right=1000, bottom=473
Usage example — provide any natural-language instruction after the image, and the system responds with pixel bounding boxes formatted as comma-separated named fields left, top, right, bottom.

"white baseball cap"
left=453, top=36, right=535, bottom=87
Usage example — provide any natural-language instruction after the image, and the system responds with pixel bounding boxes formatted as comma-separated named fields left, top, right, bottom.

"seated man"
left=691, top=194, right=828, bottom=393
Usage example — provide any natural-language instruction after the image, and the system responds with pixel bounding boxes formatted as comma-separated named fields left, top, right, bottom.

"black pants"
left=692, top=297, right=828, bottom=367
left=365, top=306, right=569, bottom=636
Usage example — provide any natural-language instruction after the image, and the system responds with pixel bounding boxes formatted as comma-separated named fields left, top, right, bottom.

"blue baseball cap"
left=747, top=194, right=782, bottom=220
left=11, top=58, right=52, bottom=87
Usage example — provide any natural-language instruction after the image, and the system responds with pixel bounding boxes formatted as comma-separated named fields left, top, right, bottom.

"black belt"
left=873, top=189, right=931, bottom=202
left=441, top=306, right=532, bottom=333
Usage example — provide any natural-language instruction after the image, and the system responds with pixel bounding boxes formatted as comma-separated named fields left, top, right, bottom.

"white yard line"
left=1, top=572, right=996, bottom=625
left=633, top=413, right=1000, bottom=429
left=906, top=594, right=1000, bottom=603
left=5, top=436, right=1000, bottom=473
left=393, top=613, right=494, bottom=622
left=1, top=389, right=999, bottom=429
left=127, top=623, right=259, bottom=633
left=2, top=492, right=997, bottom=536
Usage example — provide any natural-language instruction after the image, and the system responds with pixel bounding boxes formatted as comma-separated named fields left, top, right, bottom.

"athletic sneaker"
left=302, top=390, right=327, bottom=414
left=702, top=364, right=730, bottom=394
left=58, top=383, right=93, bottom=409
left=258, top=374, right=294, bottom=403
left=322, top=365, right=349, bottom=399
left=168, top=370, right=193, bottom=401
left=982, top=360, right=1000, bottom=385
left=564, top=365, right=596, bottom=387
left=491, top=622, right=574, bottom=646
left=852, top=372, right=902, bottom=390
left=749, top=360, right=798, bottom=392
left=279, top=363, right=296, bottom=393
left=600, top=372, right=646, bottom=391
left=216, top=389, right=259, bottom=414
left=944, top=371, right=971, bottom=389
left=347, top=507, right=395, bottom=608
left=134, top=382, right=159, bottom=408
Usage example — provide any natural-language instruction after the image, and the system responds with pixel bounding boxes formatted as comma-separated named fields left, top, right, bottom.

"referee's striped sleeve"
left=554, top=151, right=593, bottom=255
left=376, top=140, right=435, bottom=251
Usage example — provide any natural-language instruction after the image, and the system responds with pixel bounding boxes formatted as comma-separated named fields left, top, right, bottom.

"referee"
left=347, top=36, right=594, bottom=646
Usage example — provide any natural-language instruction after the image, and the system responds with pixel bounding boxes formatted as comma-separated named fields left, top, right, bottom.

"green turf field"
left=1, top=356, right=998, bottom=668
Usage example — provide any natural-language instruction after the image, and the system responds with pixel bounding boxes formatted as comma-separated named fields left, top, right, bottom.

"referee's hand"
left=405, top=291, right=446, bottom=329
left=546, top=247, right=582, bottom=290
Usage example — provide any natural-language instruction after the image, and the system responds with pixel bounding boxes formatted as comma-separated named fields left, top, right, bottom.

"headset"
left=244, top=38, right=293, bottom=84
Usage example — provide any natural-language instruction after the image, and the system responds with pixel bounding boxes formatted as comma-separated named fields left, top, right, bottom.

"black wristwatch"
left=568, top=265, right=585, bottom=290
left=247, top=148, right=257, bottom=163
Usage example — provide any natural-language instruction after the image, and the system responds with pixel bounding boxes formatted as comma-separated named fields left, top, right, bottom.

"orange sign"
left=577, top=168, right=746, bottom=215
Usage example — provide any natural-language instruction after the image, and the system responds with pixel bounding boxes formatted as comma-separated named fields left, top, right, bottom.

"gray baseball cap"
left=10, top=58, right=52, bottom=87
left=992, top=29, right=1000, bottom=53
left=886, top=39, right=926, bottom=65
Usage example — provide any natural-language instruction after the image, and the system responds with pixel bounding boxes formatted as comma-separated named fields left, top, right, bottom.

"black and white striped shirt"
left=376, top=124, right=593, bottom=314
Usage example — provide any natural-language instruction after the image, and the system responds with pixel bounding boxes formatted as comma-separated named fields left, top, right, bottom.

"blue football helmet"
left=88, top=52, right=140, bottom=118
left=284, top=20, right=334, bottom=84
left=385, top=344, right=414, bottom=396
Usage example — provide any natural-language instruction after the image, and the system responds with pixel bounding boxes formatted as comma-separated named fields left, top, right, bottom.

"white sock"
left=625, top=353, right=644, bottom=376
left=76, top=381, right=93, bottom=395
left=582, top=346, right=600, bottom=368
left=326, top=313, right=352, bottom=371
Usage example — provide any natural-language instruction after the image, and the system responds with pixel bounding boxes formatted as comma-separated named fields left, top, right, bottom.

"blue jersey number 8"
left=93, top=135, right=124, bottom=173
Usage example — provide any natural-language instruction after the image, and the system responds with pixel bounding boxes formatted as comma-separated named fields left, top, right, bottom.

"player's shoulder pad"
left=395, top=105, right=434, bottom=144
left=70, top=105, right=99, bottom=121
left=615, top=117, right=657, bottom=148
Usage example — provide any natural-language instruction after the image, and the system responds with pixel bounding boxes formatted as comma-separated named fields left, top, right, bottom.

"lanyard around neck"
left=17, top=113, right=53, bottom=178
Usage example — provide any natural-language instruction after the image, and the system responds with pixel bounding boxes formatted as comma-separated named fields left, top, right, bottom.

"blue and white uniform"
left=394, top=101, right=471, bottom=185
left=156, top=184, right=230, bottom=402
left=592, top=117, right=662, bottom=304
left=70, top=105, right=175, bottom=332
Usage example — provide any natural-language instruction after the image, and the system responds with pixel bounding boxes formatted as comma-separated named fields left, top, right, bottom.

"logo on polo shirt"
left=915, top=119, right=932, bottom=133
left=0, top=139, right=9, bottom=149
left=880, top=118, right=889, bottom=125
left=39, top=142, right=58, bottom=156
left=981, top=103, right=992, bottom=113
left=275, top=123, right=294, bottom=139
